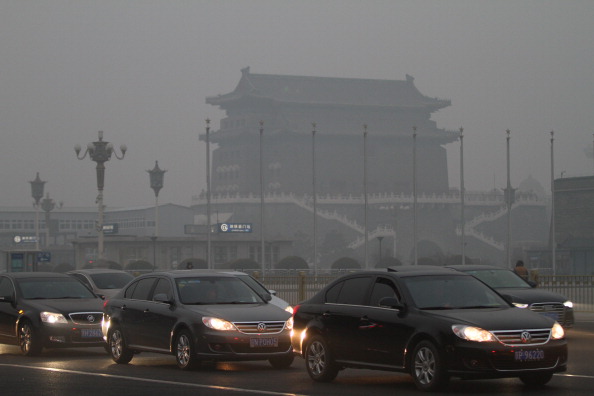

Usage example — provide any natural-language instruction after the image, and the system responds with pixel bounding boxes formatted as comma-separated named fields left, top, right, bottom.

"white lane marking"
left=0, top=364, right=307, bottom=396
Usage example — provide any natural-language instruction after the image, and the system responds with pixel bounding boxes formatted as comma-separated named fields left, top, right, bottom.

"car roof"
left=446, top=264, right=508, bottom=271
left=67, top=269, right=131, bottom=275
left=137, top=270, right=241, bottom=279
left=387, top=265, right=458, bottom=274
left=2, top=272, right=72, bottom=279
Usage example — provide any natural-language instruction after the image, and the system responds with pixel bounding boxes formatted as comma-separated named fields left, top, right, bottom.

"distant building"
left=553, top=176, right=594, bottom=274
left=196, top=68, right=549, bottom=268
left=204, top=67, right=457, bottom=196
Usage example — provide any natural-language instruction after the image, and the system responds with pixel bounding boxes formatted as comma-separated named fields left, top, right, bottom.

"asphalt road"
left=1, top=314, right=593, bottom=396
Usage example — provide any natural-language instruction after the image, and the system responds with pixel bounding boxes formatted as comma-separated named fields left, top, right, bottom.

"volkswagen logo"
left=520, top=331, right=531, bottom=343
left=87, top=315, right=96, bottom=323
left=257, top=322, right=267, bottom=332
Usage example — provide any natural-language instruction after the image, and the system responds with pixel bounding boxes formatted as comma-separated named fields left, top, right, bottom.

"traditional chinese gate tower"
left=205, top=67, right=457, bottom=197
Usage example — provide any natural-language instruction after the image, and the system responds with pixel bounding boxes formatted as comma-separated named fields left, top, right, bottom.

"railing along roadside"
left=253, top=272, right=594, bottom=312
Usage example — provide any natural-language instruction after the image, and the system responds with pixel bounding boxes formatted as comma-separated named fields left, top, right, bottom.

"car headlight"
left=563, top=300, right=573, bottom=309
left=202, top=317, right=235, bottom=331
left=452, top=325, right=495, bottom=342
left=285, top=316, right=293, bottom=331
left=284, top=305, right=294, bottom=314
left=551, top=322, right=565, bottom=339
left=40, top=312, right=68, bottom=324
left=512, top=302, right=529, bottom=309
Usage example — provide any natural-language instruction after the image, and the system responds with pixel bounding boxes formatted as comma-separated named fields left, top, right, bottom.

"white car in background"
left=182, top=269, right=293, bottom=313
left=67, top=269, right=134, bottom=299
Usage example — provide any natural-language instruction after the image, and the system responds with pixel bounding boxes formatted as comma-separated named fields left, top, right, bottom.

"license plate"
left=250, top=338, right=278, bottom=348
left=514, top=349, right=545, bottom=361
left=81, top=328, right=103, bottom=338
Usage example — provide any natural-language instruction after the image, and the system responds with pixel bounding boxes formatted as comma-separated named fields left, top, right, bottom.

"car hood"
left=495, top=287, right=568, bottom=304
left=185, top=302, right=291, bottom=321
left=427, top=307, right=555, bottom=330
left=26, top=298, right=104, bottom=314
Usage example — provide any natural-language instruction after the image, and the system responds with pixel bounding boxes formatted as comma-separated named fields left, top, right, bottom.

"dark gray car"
left=102, top=270, right=294, bottom=370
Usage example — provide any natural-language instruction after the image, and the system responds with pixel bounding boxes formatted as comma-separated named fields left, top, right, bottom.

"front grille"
left=491, top=328, right=551, bottom=346
left=530, top=303, right=565, bottom=323
left=232, top=321, right=286, bottom=334
left=68, top=312, right=103, bottom=325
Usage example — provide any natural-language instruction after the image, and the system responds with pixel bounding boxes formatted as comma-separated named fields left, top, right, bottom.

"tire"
left=304, top=335, right=339, bottom=382
left=175, top=329, right=199, bottom=370
left=519, top=372, right=553, bottom=387
left=269, top=354, right=295, bottom=369
left=108, top=326, right=133, bottom=364
left=18, top=320, right=42, bottom=356
left=410, top=340, right=449, bottom=392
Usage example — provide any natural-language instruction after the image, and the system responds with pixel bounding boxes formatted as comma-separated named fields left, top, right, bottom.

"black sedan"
left=447, top=265, right=574, bottom=327
left=0, top=272, right=105, bottom=356
left=291, top=268, right=567, bottom=391
left=102, top=270, right=294, bottom=370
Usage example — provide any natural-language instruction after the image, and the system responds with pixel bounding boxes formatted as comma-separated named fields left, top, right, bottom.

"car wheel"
left=18, top=320, right=42, bottom=356
left=411, top=340, right=449, bottom=392
left=269, top=354, right=295, bottom=369
left=175, top=329, right=199, bottom=370
left=304, top=335, right=339, bottom=382
left=519, top=372, right=553, bottom=387
left=108, top=326, right=133, bottom=364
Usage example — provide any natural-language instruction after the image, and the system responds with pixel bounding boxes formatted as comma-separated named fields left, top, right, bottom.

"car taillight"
left=103, top=299, right=109, bottom=309
left=292, top=304, right=300, bottom=317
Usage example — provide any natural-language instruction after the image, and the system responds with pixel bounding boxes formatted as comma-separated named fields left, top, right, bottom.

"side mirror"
left=262, top=293, right=272, bottom=302
left=154, top=293, right=174, bottom=304
left=268, top=289, right=278, bottom=296
left=378, top=296, right=403, bottom=310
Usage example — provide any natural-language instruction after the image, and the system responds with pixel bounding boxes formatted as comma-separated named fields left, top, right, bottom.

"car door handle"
left=359, top=316, right=378, bottom=329
left=120, top=304, right=127, bottom=311
left=144, top=308, right=150, bottom=313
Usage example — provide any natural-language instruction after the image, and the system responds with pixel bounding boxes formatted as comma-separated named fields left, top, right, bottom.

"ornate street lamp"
left=147, top=161, right=166, bottom=237
left=148, top=160, right=166, bottom=271
left=29, top=172, right=45, bottom=251
left=75, top=131, right=126, bottom=260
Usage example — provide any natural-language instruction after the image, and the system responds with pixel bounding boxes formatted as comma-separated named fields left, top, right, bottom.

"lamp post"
left=504, top=129, right=515, bottom=269
left=259, top=121, right=265, bottom=275
left=29, top=172, right=45, bottom=251
left=205, top=119, right=212, bottom=269
left=148, top=160, right=166, bottom=270
left=40, top=193, right=57, bottom=248
left=75, top=131, right=126, bottom=260
left=363, top=125, right=369, bottom=269
left=412, top=126, right=418, bottom=265
left=312, top=122, right=318, bottom=276
left=550, top=131, right=556, bottom=274
left=460, top=127, right=466, bottom=265
left=377, top=236, right=384, bottom=264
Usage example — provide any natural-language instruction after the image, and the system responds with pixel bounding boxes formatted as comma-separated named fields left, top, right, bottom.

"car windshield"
left=90, top=272, right=134, bottom=289
left=176, top=276, right=264, bottom=305
left=403, top=275, right=508, bottom=310
left=17, top=277, right=97, bottom=299
left=463, top=269, right=531, bottom=289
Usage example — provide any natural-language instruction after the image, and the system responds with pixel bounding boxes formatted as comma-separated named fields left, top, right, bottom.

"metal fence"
left=253, top=273, right=594, bottom=312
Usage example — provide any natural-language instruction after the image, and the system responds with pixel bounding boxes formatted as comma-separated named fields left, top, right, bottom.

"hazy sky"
left=2, top=1, right=593, bottom=209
